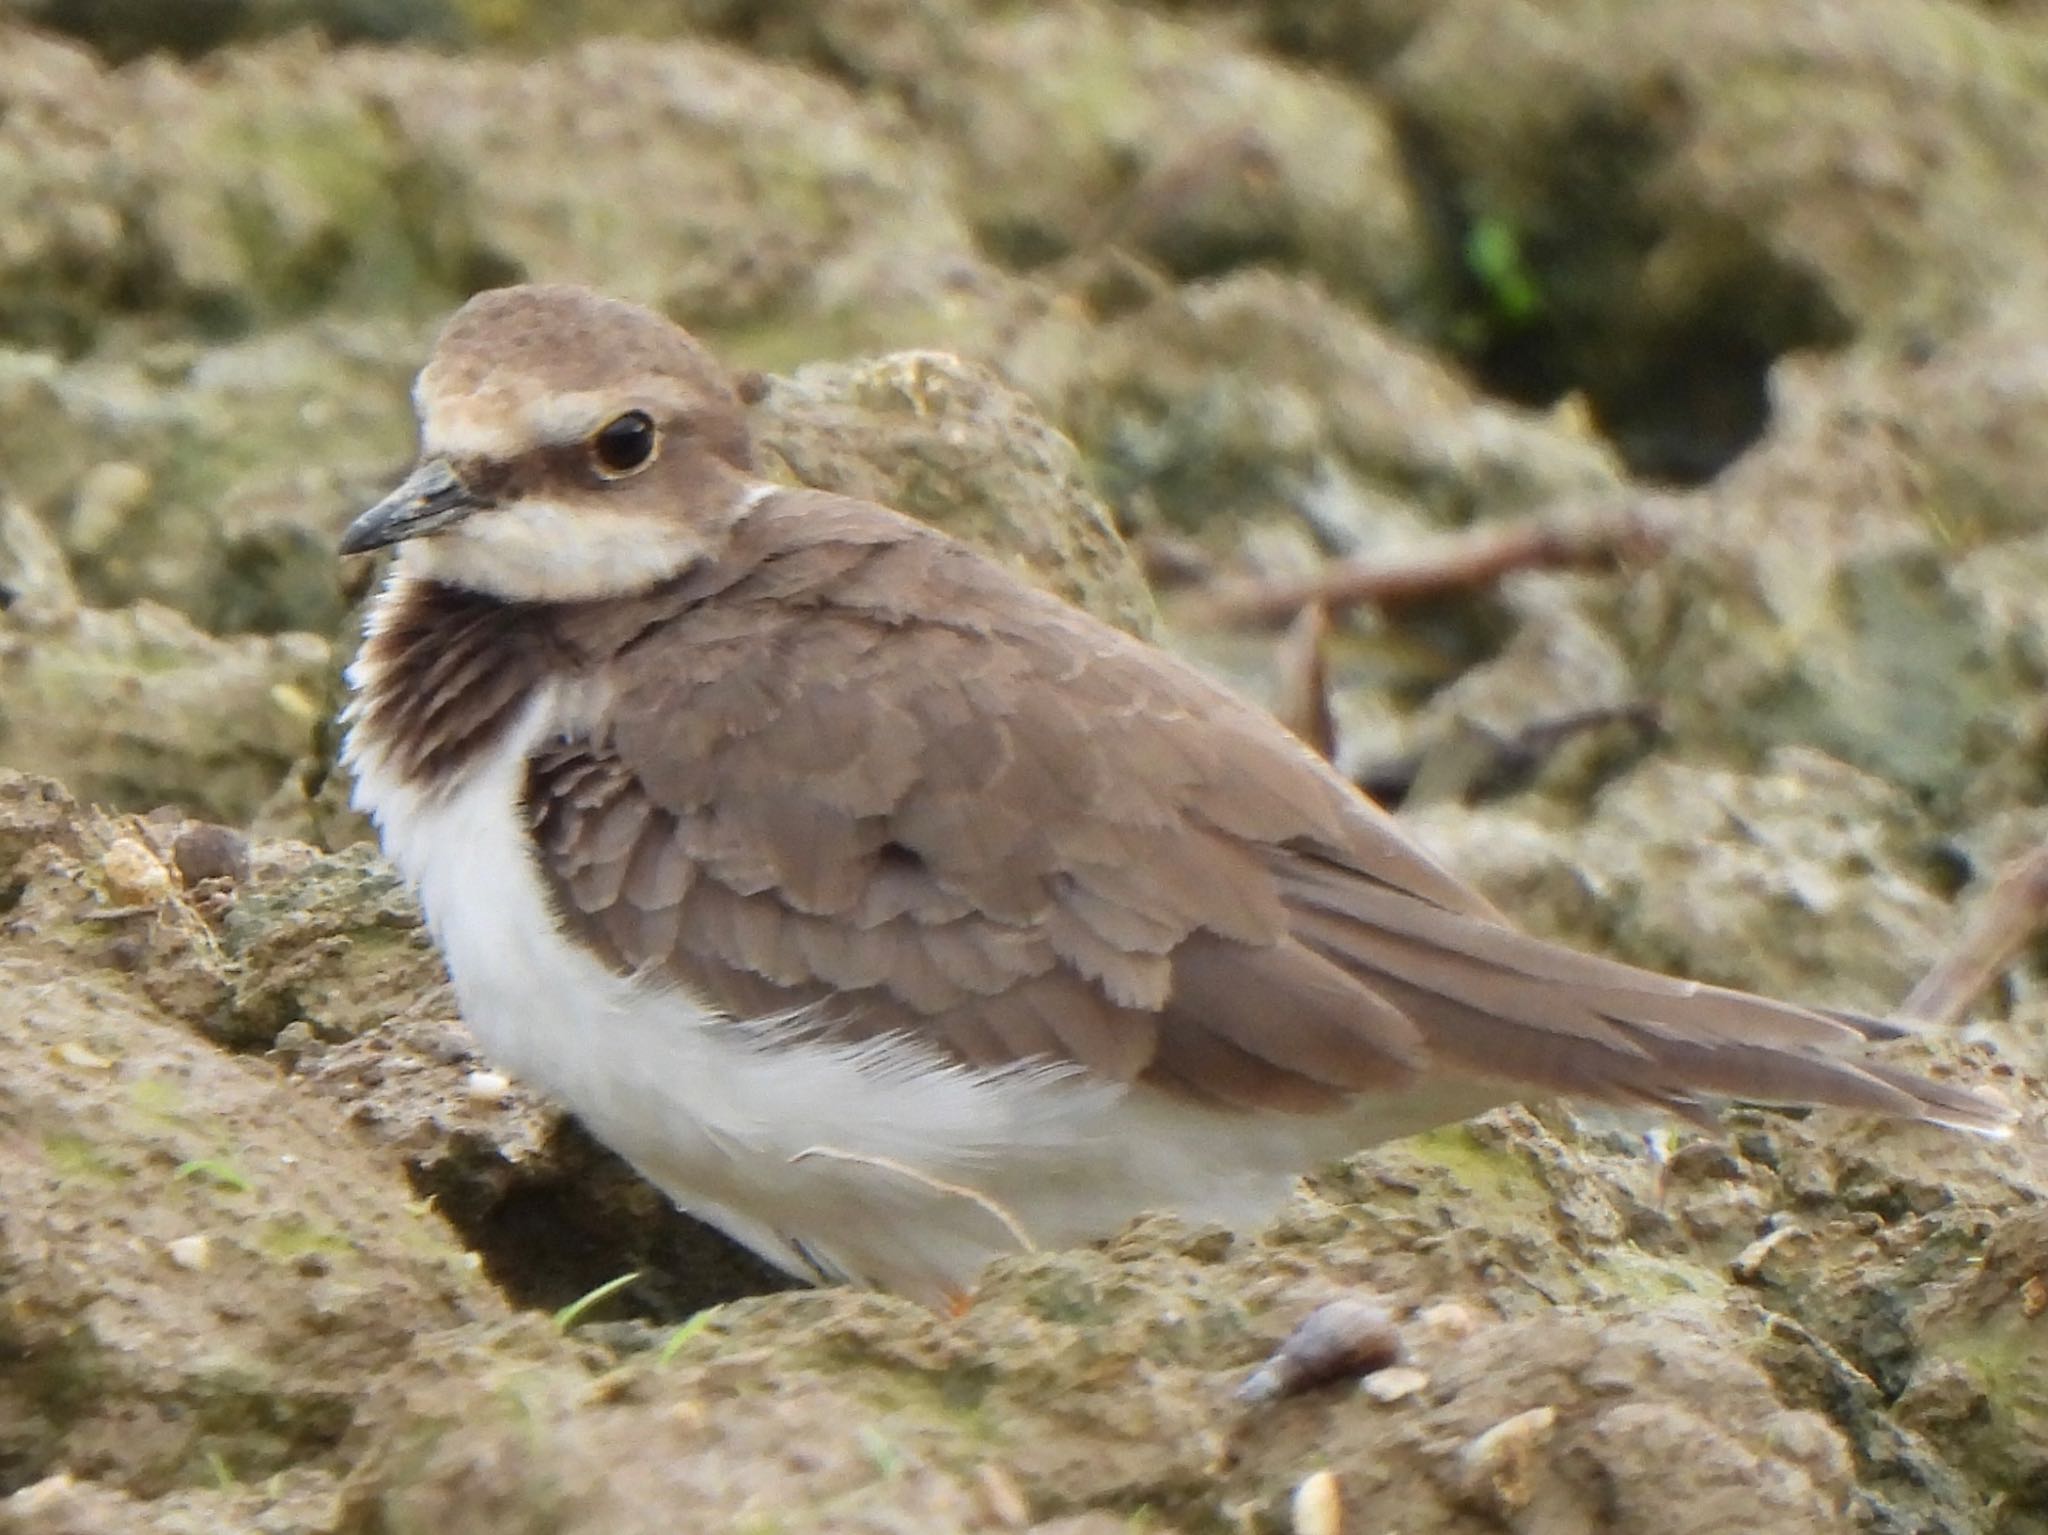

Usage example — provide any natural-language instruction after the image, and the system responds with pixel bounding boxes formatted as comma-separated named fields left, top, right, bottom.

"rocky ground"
left=1, top=1, right=2045, bottom=1531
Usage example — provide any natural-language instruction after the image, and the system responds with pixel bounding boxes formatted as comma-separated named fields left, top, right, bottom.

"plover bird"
left=339, top=283, right=2012, bottom=1306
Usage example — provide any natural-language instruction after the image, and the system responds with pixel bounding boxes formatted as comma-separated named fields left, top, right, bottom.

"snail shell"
left=1236, top=1296, right=1401, bottom=1404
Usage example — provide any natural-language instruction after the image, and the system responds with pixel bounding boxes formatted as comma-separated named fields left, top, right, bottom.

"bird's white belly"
left=344, top=690, right=1494, bottom=1301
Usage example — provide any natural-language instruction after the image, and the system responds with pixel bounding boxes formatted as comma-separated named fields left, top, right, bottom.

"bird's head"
left=340, top=283, right=763, bottom=601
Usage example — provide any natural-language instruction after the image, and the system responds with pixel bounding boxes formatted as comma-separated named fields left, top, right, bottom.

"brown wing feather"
left=520, top=490, right=2013, bottom=1134
left=523, top=494, right=1460, bottom=1108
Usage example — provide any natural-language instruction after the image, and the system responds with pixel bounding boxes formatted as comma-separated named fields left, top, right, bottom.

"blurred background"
left=4, top=0, right=2046, bottom=850
left=3, top=3, right=2048, bottom=1532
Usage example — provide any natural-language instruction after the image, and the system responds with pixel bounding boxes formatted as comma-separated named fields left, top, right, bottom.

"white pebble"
left=1290, top=1469, right=1342, bottom=1535
left=1360, top=1366, right=1430, bottom=1403
left=166, top=1235, right=212, bottom=1271
left=1730, top=1224, right=1803, bottom=1282
left=100, top=836, right=172, bottom=904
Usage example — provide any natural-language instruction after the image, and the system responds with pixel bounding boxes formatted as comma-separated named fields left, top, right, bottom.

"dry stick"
left=1272, top=600, right=1337, bottom=760
left=1900, top=843, right=2048, bottom=1029
left=1187, top=510, right=1665, bottom=631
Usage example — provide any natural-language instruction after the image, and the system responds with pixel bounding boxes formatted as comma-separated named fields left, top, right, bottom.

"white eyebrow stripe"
left=421, top=385, right=679, bottom=462
left=526, top=389, right=628, bottom=446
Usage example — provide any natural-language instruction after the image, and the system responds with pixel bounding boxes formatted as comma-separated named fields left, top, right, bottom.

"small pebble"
left=52, top=1041, right=114, bottom=1071
left=171, top=823, right=252, bottom=888
left=463, top=1069, right=512, bottom=1102
left=1360, top=1365, right=1430, bottom=1404
left=1730, top=1224, right=1803, bottom=1283
left=166, top=1235, right=212, bottom=1271
left=1236, top=1296, right=1401, bottom=1404
left=1457, top=1405, right=1557, bottom=1513
left=100, top=836, right=172, bottom=904
left=2021, top=1273, right=2047, bottom=1319
left=1290, top=1469, right=1342, bottom=1535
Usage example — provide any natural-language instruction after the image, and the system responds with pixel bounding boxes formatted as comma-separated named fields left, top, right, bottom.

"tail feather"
left=1852, top=1058, right=2018, bottom=1138
left=1275, top=855, right=2019, bottom=1140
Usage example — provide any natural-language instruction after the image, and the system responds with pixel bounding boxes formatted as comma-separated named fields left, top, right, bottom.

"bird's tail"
left=1278, top=858, right=2019, bottom=1138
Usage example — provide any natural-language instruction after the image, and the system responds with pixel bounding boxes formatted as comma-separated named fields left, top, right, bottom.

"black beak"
left=339, top=459, right=487, bottom=555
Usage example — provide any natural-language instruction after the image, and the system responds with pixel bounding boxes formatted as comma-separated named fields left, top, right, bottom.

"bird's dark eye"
left=590, top=410, right=657, bottom=477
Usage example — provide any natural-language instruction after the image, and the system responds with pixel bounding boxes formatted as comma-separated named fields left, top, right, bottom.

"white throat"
left=396, top=497, right=711, bottom=602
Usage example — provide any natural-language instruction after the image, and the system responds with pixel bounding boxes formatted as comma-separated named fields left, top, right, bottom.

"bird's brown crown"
left=418, top=284, right=755, bottom=473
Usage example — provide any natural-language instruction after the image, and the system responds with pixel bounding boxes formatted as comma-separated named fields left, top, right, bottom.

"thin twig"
left=1273, top=601, right=1337, bottom=759
left=1900, top=843, right=2048, bottom=1028
left=78, top=904, right=159, bottom=922
left=1185, top=510, right=1666, bottom=630
left=790, top=1145, right=1037, bottom=1256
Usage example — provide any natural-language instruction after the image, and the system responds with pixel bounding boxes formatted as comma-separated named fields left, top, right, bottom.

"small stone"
left=463, top=1069, right=512, bottom=1102
left=52, top=1040, right=114, bottom=1071
left=2021, top=1273, right=2047, bottom=1319
left=166, top=1234, right=212, bottom=1271
left=1360, top=1366, right=1430, bottom=1403
left=100, top=836, right=173, bottom=904
left=1290, top=1469, right=1342, bottom=1535
left=1730, top=1224, right=1806, bottom=1283
left=1456, top=1405, right=1557, bottom=1514
left=172, top=822, right=252, bottom=888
